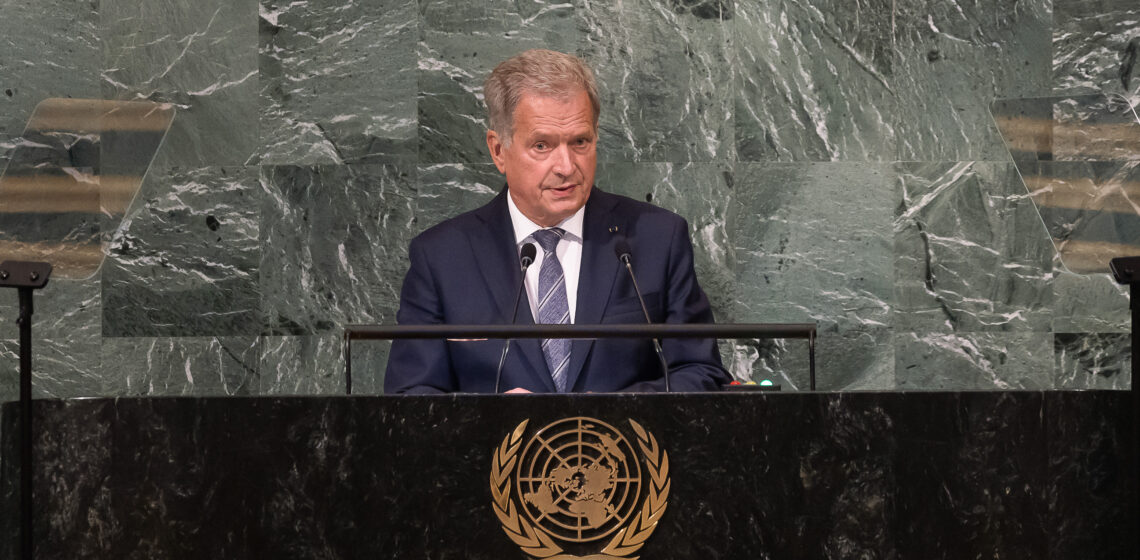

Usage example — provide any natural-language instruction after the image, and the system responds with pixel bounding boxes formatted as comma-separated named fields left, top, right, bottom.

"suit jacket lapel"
left=470, top=188, right=556, bottom=392
left=565, top=189, right=622, bottom=392
left=470, top=190, right=521, bottom=322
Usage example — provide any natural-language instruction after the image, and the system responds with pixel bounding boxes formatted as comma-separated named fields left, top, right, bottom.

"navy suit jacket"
left=384, top=187, right=730, bottom=393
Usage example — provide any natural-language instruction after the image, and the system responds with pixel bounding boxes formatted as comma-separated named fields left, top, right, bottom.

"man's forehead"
left=513, top=90, right=596, bottom=127
left=518, top=84, right=586, bottom=103
left=515, top=89, right=585, bottom=108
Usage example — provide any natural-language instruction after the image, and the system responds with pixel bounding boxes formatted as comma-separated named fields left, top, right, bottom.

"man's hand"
left=505, top=387, right=532, bottom=394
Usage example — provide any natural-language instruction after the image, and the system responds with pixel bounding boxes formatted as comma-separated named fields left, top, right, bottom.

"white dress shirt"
left=506, top=192, right=584, bottom=323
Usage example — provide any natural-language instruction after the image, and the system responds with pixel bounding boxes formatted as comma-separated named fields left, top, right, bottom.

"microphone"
left=613, top=238, right=670, bottom=392
left=519, top=243, right=537, bottom=268
left=494, top=243, right=536, bottom=393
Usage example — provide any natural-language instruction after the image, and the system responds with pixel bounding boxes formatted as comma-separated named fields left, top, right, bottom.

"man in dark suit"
left=385, top=49, right=729, bottom=394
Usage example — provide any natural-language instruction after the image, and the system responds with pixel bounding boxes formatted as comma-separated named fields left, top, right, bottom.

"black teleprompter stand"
left=1, top=261, right=52, bottom=560
left=1110, top=256, right=1140, bottom=559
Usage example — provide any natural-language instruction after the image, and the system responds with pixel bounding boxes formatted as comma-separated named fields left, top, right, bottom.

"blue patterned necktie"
left=532, top=228, right=570, bottom=392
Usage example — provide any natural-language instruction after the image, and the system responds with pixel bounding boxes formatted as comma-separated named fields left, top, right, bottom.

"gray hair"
left=484, top=49, right=600, bottom=145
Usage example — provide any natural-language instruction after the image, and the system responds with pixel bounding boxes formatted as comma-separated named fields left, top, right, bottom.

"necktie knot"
left=532, top=228, right=564, bottom=254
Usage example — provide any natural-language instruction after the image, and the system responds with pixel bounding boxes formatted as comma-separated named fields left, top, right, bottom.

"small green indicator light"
left=759, top=379, right=774, bottom=386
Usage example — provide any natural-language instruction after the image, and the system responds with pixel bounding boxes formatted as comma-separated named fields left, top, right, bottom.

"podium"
left=1, top=391, right=1134, bottom=558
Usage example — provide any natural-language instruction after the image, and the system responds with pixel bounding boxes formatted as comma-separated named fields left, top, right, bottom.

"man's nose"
left=551, top=144, right=573, bottom=177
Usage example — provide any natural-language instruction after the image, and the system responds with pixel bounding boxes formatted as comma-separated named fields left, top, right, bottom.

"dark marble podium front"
left=1, top=392, right=1134, bottom=559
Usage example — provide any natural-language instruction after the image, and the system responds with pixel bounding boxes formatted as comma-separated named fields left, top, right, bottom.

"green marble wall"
left=0, top=0, right=1135, bottom=398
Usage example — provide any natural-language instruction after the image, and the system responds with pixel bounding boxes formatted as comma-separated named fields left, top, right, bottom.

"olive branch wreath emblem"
left=489, top=419, right=670, bottom=560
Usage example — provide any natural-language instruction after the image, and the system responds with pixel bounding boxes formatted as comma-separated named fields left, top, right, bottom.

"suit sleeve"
left=619, top=217, right=731, bottom=392
left=383, top=237, right=457, bottom=394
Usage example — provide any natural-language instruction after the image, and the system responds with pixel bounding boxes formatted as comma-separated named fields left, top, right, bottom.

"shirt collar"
left=506, top=187, right=585, bottom=245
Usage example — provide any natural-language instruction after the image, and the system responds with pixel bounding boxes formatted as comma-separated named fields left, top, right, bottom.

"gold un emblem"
left=490, top=417, right=670, bottom=560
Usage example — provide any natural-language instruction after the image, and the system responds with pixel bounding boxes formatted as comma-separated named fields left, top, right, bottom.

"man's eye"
left=534, top=142, right=548, bottom=150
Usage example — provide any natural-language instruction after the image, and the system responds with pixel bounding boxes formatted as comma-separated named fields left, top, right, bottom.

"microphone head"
left=613, top=237, right=632, bottom=263
left=519, top=242, right=537, bottom=266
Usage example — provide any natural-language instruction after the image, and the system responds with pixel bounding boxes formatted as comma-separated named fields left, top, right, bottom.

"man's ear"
left=486, top=130, right=507, bottom=174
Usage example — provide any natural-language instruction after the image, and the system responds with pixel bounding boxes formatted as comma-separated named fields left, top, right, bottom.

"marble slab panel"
left=730, top=163, right=895, bottom=389
left=731, top=163, right=894, bottom=326
left=579, top=0, right=734, bottom=162
left=414, top=163, right=501, bottom=236
left=417, top=0, right=581, bottom=164
left=27, top=337, right=103, bottom=399
left=102, top=166, right=261, bottom=337
left=893, top=392, right=1053, bottom=558
left=894, top=162, right=1056, bottom=332
left=345, top=339, right=391, bottom=395
left=892, top=0, right=1052, bottom=161
left=1044, top=391, right=1137, bottom=559
left=1053, top=0, right=1140, bottom=95
left=888, top=391, right=1050, bottom=558
left=732, top=0, right=897, bottom=162
left=259, top=164, right=415, bottom=335
left=1, top=336, right=103, bottom=400
left=99, top=336, right=259, bottom=396
left=895, top=332, right=1054, bottom=389
left=1054, top=332, right=1132, bottom=389
left=101, top=0, right=258, bottom=167
left=259, top=334, right=345, bottom=395
left=0, top=0, right=100, bottom=156
left=259, top=0, right=417, bottom=165
left=0, top=275, right=100, bottom=351
left=763, top=394, right=897, bottom=556
left=1052, top=267, right=1132, bottom=332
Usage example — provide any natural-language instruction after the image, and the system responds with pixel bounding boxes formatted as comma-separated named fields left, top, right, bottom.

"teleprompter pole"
left=1109, top=257, right=1139, bottom=559
left=1132, top=281, right=1138, bottom=559
left=1, top=261, right=52, bottom=560
left=17, top=287, right=33, bottom=560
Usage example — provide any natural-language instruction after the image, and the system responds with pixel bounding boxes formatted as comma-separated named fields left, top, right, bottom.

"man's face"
left=487, top=89, right=596, bottom=227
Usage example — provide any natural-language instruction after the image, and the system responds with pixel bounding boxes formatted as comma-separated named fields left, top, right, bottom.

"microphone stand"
left=621, top=258, right=669, bottom=392
left=495, top=244, right=536, bottom=393
left=614, top=241, right=670, bottom=392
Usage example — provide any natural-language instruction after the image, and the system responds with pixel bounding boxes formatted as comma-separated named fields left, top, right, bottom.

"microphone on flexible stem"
left=614, top=237, right=670, bottom=392
left=494, top=243, right=537, bottom=393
